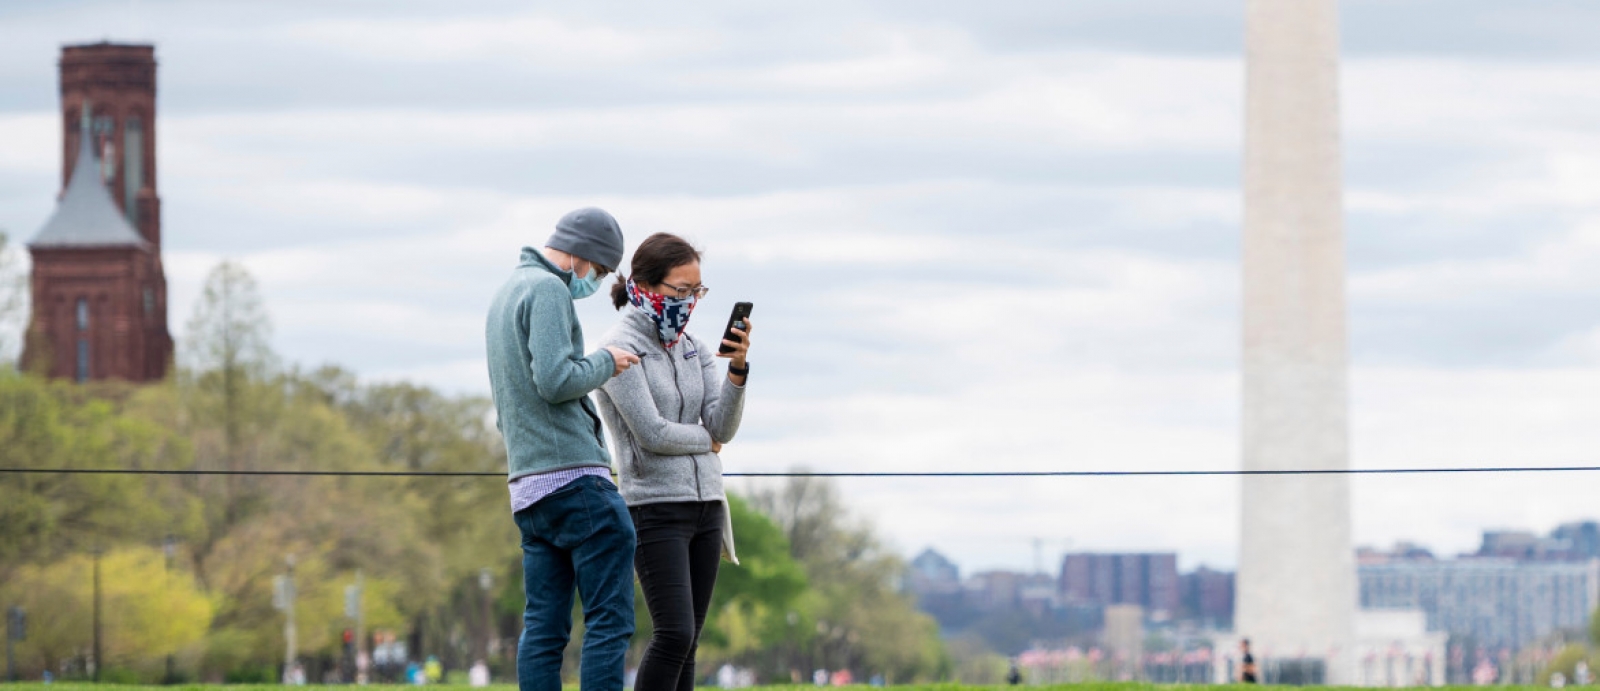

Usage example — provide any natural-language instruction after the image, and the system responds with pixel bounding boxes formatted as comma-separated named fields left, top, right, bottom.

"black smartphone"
left=718, top=302, right=754, bottom=354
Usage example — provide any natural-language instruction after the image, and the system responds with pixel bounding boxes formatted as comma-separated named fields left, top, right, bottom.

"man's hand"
left=605, top=346, right=641, bottom=377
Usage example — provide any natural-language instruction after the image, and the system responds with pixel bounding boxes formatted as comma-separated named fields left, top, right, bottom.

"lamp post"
left=285, top=555, right=297, bottom=684
left=92, top=546, right=103, bottom=683
left=273, top=554, right=297, bottom=685
left=6, top=606, right=24, bottom=683
left=163, top=534, right=177, bottom=684
left=346, top=571, right=365, bottom=685
left=478, top=568, right=494, bottom=663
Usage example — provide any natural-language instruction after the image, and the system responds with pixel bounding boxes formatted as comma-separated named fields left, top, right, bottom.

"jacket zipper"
left=669, top=340, right=702, bottom=501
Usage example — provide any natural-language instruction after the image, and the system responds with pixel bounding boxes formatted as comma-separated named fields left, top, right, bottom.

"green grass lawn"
left=0, top=684, right=1558, bottom=690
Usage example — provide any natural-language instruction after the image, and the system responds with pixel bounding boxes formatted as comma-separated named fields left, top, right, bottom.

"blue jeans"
left=513, top=475, right=636, bottom=691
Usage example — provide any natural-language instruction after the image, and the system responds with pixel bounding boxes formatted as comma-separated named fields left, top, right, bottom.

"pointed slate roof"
left=30, top=103, right=147, bottom=249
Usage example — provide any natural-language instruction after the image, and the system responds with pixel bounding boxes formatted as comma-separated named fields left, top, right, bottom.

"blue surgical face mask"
left=567, top=261, right=601, bottom=300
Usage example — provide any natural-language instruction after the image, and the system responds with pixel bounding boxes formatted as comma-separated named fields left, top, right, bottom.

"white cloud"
left=1351, top=219, right=1600, bottom=311
left=1349, top=366, right=1600, bottom=559
left=280, top=15, right=699, bottom=66
left=752, top=26, right=972, bottom=92
left=0, top=114, right=54, bottom=175
left=1344, top=59, right=1600, bottom=147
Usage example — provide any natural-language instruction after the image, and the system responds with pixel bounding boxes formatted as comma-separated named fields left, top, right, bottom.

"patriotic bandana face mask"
left=627, top=279, right=697, bottom=349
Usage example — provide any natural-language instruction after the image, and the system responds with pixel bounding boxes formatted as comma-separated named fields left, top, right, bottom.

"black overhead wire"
left=2, top=466, right=1599, bottom=478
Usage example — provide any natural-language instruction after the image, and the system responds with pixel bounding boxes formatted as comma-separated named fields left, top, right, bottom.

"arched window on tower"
left=92, top=114, right=115, bottom=183
left=66, top=109, right=81, bottom=172
left=77, top=340, right=91, bottom=383
left=75, top=298, right=91, bottom=383
left=123, top=115, right=144, bottom=222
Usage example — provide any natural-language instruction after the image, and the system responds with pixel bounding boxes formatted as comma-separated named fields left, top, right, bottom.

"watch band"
left=729, top=362, right=749, bottom=377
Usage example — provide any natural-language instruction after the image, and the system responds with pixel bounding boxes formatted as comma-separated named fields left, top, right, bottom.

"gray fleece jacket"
left=595, top=307, right=746, bottom=507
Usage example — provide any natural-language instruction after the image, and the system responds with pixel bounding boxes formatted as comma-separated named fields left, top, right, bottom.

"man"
left=487, top=207, right=642, bottom=691
left=1238, top=638, right=1259, bottom=684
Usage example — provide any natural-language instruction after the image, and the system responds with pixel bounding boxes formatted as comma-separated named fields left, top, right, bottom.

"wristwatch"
left=729, top=361, right=749, bottom=377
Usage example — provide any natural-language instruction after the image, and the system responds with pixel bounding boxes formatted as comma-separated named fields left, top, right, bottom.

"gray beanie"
left=547, top=207, right=624, bottom=271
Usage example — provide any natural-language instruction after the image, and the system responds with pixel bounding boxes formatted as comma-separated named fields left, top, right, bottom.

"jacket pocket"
left=579, top=396, right=606, bottom=446
left=627, top=436, right=648, bottom=478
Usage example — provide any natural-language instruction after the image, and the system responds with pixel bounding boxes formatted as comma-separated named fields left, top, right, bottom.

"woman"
left=594, top=232, right=752, bottom=691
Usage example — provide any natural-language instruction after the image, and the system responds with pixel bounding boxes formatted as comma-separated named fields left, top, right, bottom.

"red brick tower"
left=21, top=43, right=172, bottom=382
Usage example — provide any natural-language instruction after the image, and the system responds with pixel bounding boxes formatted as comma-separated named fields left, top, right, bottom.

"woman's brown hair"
left=611, top=232, right=702, bottom=310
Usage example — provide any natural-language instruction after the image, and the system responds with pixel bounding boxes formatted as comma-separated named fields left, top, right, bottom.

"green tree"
left=750, top=475, right=948, bottom=683
left=0, top=375, right=183, bottom=576
left=174, top=369, right=447, bottom=679
left=676, top=494, right=809, bottom=678
left=184, top=260, right=274, bottom=470
left=335, top=376, right=511, bottom=576
left=165, top=267, right=456, bottom=677
left=0, top=547, right=213, bottom=680
left=179, top=260, right=282, bottom=589
left=1, top=259, right=528, bottom=681
left=325, top=373, right=515, bottom=663
left=1539, top=644, right=1593, bottom=686
left=707, top=495, right=809, bottom=642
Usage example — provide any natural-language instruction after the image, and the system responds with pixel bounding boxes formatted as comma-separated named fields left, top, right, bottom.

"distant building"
left=967, top=570, right=1024, bottom=610
left=1018, top=573, right=1060, bottom=616
left=907, top=548, right=966, bottom=621
left=1359, top=557, right=1600, bottom=650
left=1476, top=531, right=1574, bottom=562
left=22, top=42, right=172, bottom=382
left=1103, top=604, right=1145, bottom=679
left=1358, top=542, right=1436, bottom=565
left=1059, top=552, right=1179, bottom=620
left=1213, top=611, right=1448, bottom=687
left=1179, top=566, right=1234, bottom=629
left=907, top=548, right=961, bottom=596
left=1552, top=521, right=1600, bottom=560
left=1351, top=610, right=1447, bottom=687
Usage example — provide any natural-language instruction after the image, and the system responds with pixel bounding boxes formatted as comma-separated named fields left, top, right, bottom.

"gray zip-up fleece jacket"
left=595, top=307, right=746, bottom=507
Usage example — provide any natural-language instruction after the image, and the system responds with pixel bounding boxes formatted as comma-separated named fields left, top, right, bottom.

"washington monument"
left=1236, top=0, right=1356, bottom=684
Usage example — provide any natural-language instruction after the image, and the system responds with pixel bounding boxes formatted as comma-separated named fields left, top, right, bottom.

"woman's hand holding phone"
left=715, top=306, right=752, bottom=447
left=717, top=316, right=752, bottom=367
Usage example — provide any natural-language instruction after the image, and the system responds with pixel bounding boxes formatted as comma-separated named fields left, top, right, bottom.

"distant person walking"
left=594, top=232, right=752, bottom=691
left=486, top=208, right=642, bottom=691
left=1238, top=639, right=1259, bottom=684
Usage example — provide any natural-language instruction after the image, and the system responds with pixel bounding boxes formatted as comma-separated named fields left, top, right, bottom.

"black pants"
left=630, top=501, right=724, bottom=691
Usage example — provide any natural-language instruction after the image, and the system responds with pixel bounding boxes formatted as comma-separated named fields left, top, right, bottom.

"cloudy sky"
left=3, top=0, right=1600, bottom=575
